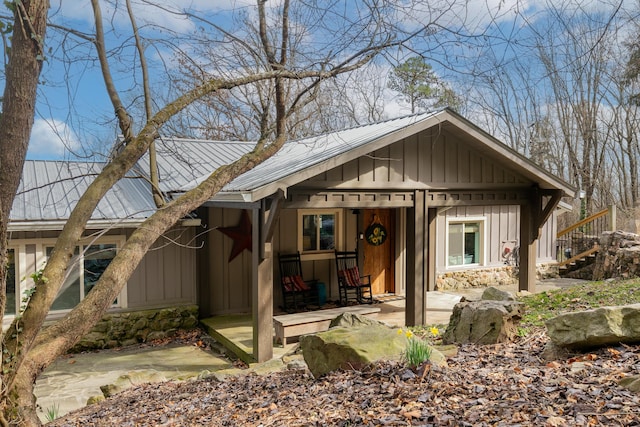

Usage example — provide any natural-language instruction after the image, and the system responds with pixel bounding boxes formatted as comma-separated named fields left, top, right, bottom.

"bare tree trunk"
left=0, top=0, right=49, bottom=425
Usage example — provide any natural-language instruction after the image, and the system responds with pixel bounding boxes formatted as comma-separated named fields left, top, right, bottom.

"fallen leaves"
left=50, top=331, right=640, bottom=427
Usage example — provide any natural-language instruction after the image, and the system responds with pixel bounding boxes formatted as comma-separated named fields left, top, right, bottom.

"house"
left=8, top=109, right=575, bottom=360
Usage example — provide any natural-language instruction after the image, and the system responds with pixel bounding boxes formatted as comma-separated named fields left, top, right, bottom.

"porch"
left=199, top=292, right=462, bottom=364
left=200, top=279, right=584, bottom=364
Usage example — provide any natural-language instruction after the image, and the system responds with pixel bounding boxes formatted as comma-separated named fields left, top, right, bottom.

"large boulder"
left=300, top=323, right=407, bottom=378
left=546, top=303, right=640, bottom=349
left=442, top=300, right=524, bottom=345
left=300, top=313, right=448, bottom=378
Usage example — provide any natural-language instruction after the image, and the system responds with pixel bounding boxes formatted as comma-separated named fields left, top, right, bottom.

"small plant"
left=45, top=403, right=59, bottom=422
left=398, top=329, right=432, bottom=368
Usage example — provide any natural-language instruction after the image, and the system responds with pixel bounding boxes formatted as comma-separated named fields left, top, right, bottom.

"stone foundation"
left=69, top=305, right=199, bottom=352
left=536, top=262, right=560, bottom=280
left=436, top=264, right=559, bottom=291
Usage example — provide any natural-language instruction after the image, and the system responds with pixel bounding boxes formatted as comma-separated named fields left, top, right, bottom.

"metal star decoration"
left=217, top=210, right=253, bottom=262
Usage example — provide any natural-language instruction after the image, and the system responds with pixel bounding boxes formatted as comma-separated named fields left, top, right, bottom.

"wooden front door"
left=362, top=209, right=395, bottom=295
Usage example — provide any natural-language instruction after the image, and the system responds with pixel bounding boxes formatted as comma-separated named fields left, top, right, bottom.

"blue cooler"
left=316, top=282, right=326, bottom=306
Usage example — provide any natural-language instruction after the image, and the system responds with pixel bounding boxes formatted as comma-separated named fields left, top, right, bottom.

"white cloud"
left=54, top=0, right=262, bottom=34
left=28, top=119, right=82, bottom=160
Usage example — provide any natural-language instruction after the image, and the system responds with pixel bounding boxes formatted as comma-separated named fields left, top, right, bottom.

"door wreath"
left=365, top=215, right=387, bottom=246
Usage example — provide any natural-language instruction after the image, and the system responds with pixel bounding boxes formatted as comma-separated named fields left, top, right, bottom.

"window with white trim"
left=3, top=238, right=127, bottom=320
left=298, top=210, right=341, bottom=254
left=46, top=243, right=121, bottom=311
left=447, top=220, right=484, bottom=267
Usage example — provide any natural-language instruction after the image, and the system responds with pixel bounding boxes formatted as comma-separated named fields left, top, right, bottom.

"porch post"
left=252, top=208, right=273, bottom=362
left=426, top=208, right=437, bottom=293
left=518, top=203, right=537, bottom=293
left=406, top=190, right=426, bottom=326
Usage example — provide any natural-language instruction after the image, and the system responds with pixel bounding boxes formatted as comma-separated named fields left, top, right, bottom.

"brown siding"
left=297, top=128, right=530, bottom=190
left=198, top=208, right=252, bottom=316
left=128, top=226, right=196, bottom=309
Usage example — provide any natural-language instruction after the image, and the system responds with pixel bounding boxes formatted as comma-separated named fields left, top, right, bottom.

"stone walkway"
left=34, top=344, right=232, bottom=423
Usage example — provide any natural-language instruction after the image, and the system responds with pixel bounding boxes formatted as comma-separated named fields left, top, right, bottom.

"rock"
left=565, top=262, right=595, bottom=280
left=247, top=358, right=286, bottom=375
left=442, top=300, right=524, bottom=345
left=619, top=375, right=640, bottom=393
left=481, top=287, right=516, bottom=301
left=100, top=370, right=166, bottom=397
left=197, top=370, right=213, bottom=380
left=300, top=324, right=408, bottom=377
left=86, top=395, right=105, bottom=405
left=425, top=346, right=448, bottom=368
left=283, top=354, right=308, bottom=371
left=540, top=342, right=571, bottom=361
left=329, top=312, right=386, bottom=328
left=545, top=303, right=640, bottom=349
left=593, top=231, right=640, bottom=280
left=435, top=267, right=518, bottom=290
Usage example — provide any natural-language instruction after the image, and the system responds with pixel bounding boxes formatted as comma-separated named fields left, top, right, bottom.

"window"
left=298, top=210, right=340, bottom=254
left=448, top=220, right=483, bottom=267
left=6, top=249, right=16, bottom=315
left=46, top=243, right=121, bottom=311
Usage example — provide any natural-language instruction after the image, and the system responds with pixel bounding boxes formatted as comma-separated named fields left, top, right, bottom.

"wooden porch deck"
left=199, top=304, right=397, bottom=364
left=200, top=314, right=297, bottom=365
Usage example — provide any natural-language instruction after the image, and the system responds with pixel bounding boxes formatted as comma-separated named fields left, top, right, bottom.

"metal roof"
left=10, top=161, right=156, bottom=227
left=9, top=109, right=575, bottom=228
left=167, top=109, right=575, bottom=200
left=142, top=137, right=256, bottom=194
left=220, top=112, right=437, bottom=192
left=169, top=112, right=438, bottom=194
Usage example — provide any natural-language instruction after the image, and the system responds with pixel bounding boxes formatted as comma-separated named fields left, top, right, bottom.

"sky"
left=13, top=0, right=629, bottom=160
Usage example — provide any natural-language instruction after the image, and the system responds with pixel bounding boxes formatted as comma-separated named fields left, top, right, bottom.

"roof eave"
left=8, top=218, right=148, bottom=232
left=237, top=109, right=576, bottom=201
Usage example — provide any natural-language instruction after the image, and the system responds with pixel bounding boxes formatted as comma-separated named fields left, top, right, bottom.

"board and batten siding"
left=301, top=127, right=530, bottom=190
left=7, top=226, right=197, bottom=314
left=200, top=206, right=360, bottom=315
left=127, top=226, right=197, bottom=309
left=198, top=207, right=253, bottom=316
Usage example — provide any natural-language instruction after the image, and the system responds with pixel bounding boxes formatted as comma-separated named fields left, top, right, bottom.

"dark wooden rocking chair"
left=278, top=252, right=318, bottom=312
left=334, top=250, right=373, bottom=306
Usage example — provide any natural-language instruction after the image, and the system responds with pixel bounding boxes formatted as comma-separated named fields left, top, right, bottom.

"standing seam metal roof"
left=10, top=109, right=575, bottom=224
left=171, top=112, right=437, bottom=193
left=10, top=161, right=156, bottom=222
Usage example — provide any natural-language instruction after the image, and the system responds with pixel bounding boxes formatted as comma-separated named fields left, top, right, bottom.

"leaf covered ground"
left=50, top=280, right=640, bottom=426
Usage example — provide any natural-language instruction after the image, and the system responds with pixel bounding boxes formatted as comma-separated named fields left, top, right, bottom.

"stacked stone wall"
left=67, top=305, right=199, bottom=352
left=592, top=231, right=640, bottom=280
left=436, top=264, right=559, bottom=291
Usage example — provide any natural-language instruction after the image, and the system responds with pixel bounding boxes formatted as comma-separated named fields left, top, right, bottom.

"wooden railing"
left=556, top=206, right=616, bottom=268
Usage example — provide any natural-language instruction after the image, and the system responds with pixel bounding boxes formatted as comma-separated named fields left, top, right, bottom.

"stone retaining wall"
left=593, top=231, right=640, bottom=280
left=436, top=264, right=559, bottom=291
left=70, top=305, right=199, bottom=352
